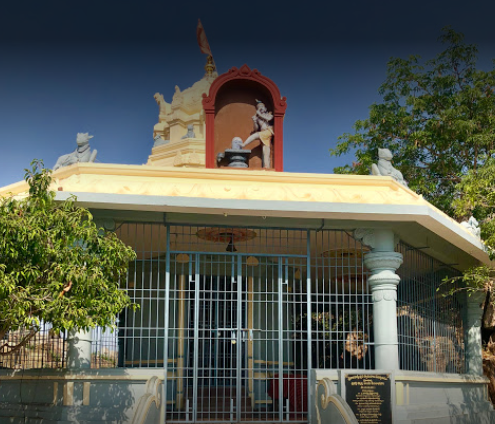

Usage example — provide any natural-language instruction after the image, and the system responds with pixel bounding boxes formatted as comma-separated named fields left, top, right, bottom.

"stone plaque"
left=345, top=373, right=392, bottom=424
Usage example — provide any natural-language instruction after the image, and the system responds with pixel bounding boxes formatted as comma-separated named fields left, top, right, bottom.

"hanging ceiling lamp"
left=196, top=228, right=257, bottom=252
left=225, top=233, right=237, bottom=252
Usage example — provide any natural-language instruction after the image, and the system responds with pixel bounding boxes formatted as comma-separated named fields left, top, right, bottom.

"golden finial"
left=205, top=55, right=215, bottom=77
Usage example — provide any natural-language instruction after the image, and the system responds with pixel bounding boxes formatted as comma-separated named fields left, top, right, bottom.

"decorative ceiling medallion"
left=196, top=228, right=257, bottom=243
left=321, top=247, right=370, bottom=258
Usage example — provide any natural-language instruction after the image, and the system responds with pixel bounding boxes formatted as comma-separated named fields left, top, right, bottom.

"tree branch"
left=0, top=328, right=37, bottom=356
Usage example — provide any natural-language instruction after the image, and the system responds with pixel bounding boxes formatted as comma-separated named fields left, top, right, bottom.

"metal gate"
left=115, top=224, right=376, bottom=423
left=164, top=252, right=309, bottom=423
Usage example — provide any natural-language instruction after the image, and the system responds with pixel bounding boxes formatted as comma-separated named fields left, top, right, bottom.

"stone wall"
left=0, top=368, right=162, bottom=424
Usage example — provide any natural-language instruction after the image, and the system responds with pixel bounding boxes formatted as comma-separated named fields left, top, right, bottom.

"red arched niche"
left=202, top=65, right=287, bottom=171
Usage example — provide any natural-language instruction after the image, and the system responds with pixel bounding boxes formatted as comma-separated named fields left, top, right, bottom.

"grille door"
left=165, top=253, right=308, bottom=423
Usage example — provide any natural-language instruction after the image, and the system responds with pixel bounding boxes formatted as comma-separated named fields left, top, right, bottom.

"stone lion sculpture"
left=461, top=216, right=481, bottom=238
left=53, top=133, right=97, bottom=171
left=371, top=148, right=407, bottom=186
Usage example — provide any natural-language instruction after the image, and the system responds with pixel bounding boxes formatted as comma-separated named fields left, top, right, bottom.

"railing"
left=397, top=242, right=465, bottom=373
left=1, top=225, right=465, bottom=378
left=0, top=324, right=66, bottom=369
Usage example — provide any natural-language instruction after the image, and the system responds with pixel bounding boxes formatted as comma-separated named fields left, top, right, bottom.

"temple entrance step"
left=186, top=386, right=253, bottom=413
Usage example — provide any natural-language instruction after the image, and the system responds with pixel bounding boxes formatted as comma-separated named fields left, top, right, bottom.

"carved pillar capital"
left=364, top=251, right=403, bottom=274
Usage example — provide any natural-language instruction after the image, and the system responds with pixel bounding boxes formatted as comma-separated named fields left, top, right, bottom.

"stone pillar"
left=355, top=228, right=403, bottom=370
left=67, top=329, right=92, bottom=369
left=65, top=219, right=116, bottom=371
left=463, top=291, right=485, bottom=375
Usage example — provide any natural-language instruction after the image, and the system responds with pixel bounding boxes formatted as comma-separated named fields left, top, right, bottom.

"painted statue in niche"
left=242, top=100, right=274, bottom=169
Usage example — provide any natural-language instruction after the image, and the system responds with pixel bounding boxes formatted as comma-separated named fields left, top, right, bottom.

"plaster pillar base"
left=67, top=329, right=92, bottom=369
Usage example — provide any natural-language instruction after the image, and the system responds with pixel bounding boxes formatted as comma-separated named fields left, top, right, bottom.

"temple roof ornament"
left=204, top=55, right=216, bottom=78
left=371, top=148, right=408, bottom=186
left=171, top=76, right=216, bottom=116
left=53, top=133, right=97, bottom=171
left=461, top=216, right=481, bottom=238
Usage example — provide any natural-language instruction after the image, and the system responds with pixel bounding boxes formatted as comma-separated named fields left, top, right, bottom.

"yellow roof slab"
left=0, top=162, right=430, bottom=205
left=0, top=162, right=488, bottom=266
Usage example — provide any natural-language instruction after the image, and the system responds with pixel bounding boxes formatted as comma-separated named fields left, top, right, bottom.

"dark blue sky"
left=1, top=0, right=494, bottom=187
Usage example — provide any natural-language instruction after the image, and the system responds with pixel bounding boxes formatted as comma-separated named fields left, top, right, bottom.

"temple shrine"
left=0, top=53, right=493, bottom=424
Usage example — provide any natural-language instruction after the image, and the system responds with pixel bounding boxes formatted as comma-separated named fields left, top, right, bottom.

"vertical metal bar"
left=431, top=255, right=438, bottom=373
left=139, top=224, right=145, bottom=367
left=193, top=253, right=200, bottom=423
left=278, top=258, right=284, bottom=421
left=213, top=279, right=218, bottom=387
left=130, top=223, right=138, bottom=367
left=207, top=260, right=213, bottom=419
left=161, top=224, right=170, bottom=423
left=306, top=230, right=313, bottom=424
left=148, top=224, right=153, bottom=366
left=236, top=254, right=242, bottom=422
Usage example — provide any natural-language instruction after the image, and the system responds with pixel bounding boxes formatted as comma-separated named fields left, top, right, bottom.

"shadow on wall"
left=446, top=373, right=495, bottom=424
left=0, top=368, right=152, bottom=424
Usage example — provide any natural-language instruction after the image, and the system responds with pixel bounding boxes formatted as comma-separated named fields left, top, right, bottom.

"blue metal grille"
left=309, top=230, right=374, bottom=370
left=397, top=242, right=465, bottom=373
left=0, top=222, right=467, bottom=422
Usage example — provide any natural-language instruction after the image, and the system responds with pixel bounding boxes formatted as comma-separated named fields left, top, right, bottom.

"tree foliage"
left=443, top=158, right=495, bottom=301
left=0, top=160, right=136, bottom=353
left=331, top=27, right=495, bottom=215
left=455, top=157, right=495, bottom=258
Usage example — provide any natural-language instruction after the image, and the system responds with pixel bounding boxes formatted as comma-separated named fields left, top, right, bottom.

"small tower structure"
left=147, top=57, right=218, bottom=168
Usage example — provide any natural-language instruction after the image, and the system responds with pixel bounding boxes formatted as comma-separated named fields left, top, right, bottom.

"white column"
left=65, top=220, right=115, bottom=371
left=355, top=228, right=403, bottom=370
left=67, top=329, right=92, bottom=369
left=463, top=291, right=485, bottom=375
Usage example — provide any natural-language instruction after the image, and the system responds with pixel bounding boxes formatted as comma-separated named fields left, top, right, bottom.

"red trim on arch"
left=202, top=65, right=287, bottom=171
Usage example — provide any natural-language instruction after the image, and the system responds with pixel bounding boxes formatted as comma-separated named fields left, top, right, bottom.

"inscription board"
left=345, top=373, right=392, bottom=424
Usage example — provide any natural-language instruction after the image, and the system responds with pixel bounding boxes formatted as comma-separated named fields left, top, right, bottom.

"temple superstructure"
left=148, top=72, right=217, bottom=168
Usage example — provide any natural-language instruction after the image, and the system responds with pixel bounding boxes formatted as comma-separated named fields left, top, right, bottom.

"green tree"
left=0, top=160, right=136, bottom=354
left=455, top=157, right=495, bottom=256
left=331, top=27, right=495, bottom=215
left=451, top=158, right=495, bottom=298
